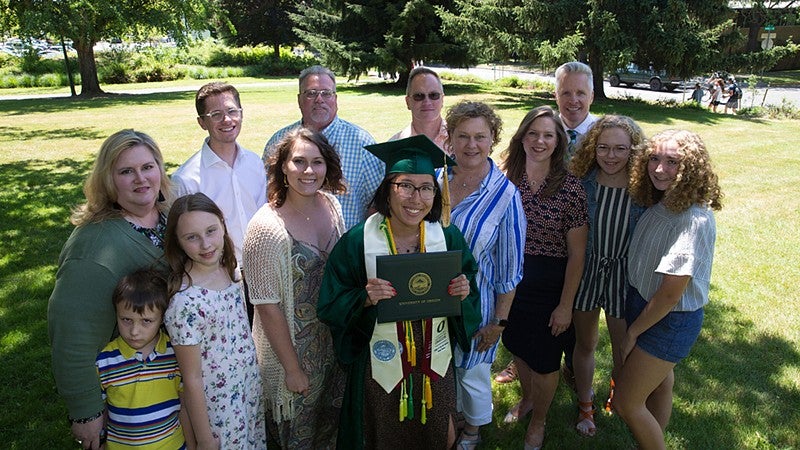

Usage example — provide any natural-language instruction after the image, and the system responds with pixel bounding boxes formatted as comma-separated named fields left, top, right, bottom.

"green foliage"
left=208, top=45, right=273, bottom=66
left=739, top=98, right=800, bottom=119
left=221, top=0, right=298, bottom=49
left=6, top=0, right=225, bottom=95
left=537, top=32, right=584, bottom=74
left=727, top=40, right=800, bottom=74
left=292, top=0, right=471, bottom=81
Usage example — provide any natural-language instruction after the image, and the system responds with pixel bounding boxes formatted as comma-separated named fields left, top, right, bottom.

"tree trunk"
left=74, top=39, right=104, bottom=97
left=588, top=50, right=606, bottom=99
left=272, top=43, right=280, bottom=59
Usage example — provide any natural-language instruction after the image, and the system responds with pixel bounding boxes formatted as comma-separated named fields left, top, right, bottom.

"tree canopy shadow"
left=0, top=157, right=94, bottom=447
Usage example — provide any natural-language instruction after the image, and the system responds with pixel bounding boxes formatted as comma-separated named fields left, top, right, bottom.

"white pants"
left=454, top=346, right=493, bottom=426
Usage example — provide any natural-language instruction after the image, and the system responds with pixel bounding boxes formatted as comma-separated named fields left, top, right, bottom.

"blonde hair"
left=629, top=129, right=723, bottom=212
left=70, top=130, right=172, bottom=226
left=569, top=115, right=645, bottom=179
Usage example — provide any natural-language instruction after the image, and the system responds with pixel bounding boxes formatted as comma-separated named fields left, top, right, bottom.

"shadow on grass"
left=0, top=125, right=106, bottom=142
left=0, top=158, right=92, bottom=448
left=0, top=90, right=195, bottom=116
left=484, top=284, right=799, bottom=449
left=674, top=293, right=800, bottom=449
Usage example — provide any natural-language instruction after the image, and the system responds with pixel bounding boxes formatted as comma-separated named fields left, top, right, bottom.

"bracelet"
left=68, top=410, right=103, bottom=425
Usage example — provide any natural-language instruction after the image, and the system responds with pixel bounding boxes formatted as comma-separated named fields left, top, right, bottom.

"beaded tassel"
left=399, top=380, right=408, bottom=421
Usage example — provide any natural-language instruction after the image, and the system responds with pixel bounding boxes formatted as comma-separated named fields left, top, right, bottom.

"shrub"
left=497, top=76, right=522, bottom=88
left=37, top=73, right=63, bottom=87
left=208, top=45, right=273, bottom=67
left=99, top=61, right=133, bottom=84
left=0, top=75, right=20, bottom=88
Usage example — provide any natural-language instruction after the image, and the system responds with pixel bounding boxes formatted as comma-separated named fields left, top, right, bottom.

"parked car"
left=609, top=63, right=684, bottom=91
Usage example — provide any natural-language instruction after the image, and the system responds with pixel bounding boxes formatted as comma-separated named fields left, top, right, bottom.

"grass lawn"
left=1, top=76, right=798, bottom=449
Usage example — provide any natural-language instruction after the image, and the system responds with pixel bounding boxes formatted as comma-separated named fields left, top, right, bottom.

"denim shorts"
left=626, top=288, right=704, bottom=364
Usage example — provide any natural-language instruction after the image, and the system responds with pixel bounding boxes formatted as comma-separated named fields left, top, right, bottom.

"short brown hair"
left=113, top=268, right=169, bottom=315
left=195, top=82, right=241, bottom=116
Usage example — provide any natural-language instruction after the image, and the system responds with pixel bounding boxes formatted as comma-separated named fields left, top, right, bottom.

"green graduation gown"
left=318, top=217, right=482, bottom=449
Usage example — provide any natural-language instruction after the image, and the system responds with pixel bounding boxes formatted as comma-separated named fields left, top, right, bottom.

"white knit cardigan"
left=242, top=192, right=344, bottom=422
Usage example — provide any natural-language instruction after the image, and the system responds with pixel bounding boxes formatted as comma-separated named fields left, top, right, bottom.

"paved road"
left=437, top=64, right=799, bottom=109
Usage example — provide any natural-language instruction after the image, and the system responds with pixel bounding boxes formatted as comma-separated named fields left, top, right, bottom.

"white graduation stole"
left=364, top=214, right=452, bottom=393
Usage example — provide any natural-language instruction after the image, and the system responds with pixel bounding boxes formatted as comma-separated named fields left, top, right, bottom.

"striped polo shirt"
left=96, top=330, right=185, bottom=449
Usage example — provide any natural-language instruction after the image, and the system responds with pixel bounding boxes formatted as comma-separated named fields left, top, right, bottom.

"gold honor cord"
left=380, top=218, right=434, bottom=421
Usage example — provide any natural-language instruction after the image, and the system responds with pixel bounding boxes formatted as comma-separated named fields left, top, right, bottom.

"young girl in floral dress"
left=164, top=193, right=267, bottom=449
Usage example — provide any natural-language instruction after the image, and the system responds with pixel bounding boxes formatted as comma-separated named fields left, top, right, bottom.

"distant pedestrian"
left=690, top=83, right=705, bottom=104
left=724, top=77, right=741, bottom=114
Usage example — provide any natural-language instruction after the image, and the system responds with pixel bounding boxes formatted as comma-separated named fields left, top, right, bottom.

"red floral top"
left=519, top=172, right=588, bottom=258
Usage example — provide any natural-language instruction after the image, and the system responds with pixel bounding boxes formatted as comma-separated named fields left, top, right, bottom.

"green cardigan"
left=318, top=220, right=482, bottom=450
left=48, top=218, right=166, bottom=419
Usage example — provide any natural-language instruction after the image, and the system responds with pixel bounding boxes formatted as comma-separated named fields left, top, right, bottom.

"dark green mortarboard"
left=365, top=135, right=457, bottom=177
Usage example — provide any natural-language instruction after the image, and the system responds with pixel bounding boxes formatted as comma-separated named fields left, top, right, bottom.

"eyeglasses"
left=595, top=144, right=631, bottom=156
left=411, top=92, right=442, bottom=102
left=390, top=182, right=437, bottom=200
left=201, top=107, right=242, bottom=123
left=302, top=89, right=336, bottom=100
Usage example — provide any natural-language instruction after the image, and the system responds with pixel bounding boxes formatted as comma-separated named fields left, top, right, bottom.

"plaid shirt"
left=264, top=117, right=384, bottom=230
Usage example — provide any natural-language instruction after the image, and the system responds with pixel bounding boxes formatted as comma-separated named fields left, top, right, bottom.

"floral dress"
left=164, top=281, right=267, bottom=449
left=268, top=238, right=345, bottom=449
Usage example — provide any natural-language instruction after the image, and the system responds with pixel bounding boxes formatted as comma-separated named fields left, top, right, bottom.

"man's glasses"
left=411, top=92, right=442, bottom=102
left=390, top=182, right=437, bottom=200
left=595, top=144, right=631, bottom=156
left=302, top=89, right=336, bottom=100
left=201, top=107, right=242, bottom=123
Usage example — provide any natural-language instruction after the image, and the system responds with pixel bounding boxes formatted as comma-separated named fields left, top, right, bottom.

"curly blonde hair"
left=629, top=129, right=723, bottom=212
left=569, top=115, right=645, bottom=179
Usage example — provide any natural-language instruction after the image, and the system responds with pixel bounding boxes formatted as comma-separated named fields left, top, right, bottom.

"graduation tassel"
left=410, top=329, right=417, bottom=367
left=424, top=374, right=433, bottom=411
left=420, top=388, right=427, bottom=424
left=399, top=380, right=408, bottom=421
left=441, top=153, right=452, bottom=227
left=404, top=321, right=413, bottom=364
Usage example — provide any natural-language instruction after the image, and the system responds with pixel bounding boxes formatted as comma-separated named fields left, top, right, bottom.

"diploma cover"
left=375, top=250, right=462, bottom=323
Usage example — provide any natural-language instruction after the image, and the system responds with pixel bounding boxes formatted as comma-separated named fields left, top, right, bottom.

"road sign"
left=765, top=25, right=775, bottom=31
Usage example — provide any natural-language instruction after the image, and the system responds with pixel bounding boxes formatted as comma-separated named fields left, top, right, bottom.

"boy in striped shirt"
left=95, top=269, right=193, bottom=449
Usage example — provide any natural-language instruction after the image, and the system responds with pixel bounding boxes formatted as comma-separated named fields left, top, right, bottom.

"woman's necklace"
left=286, top=195, right=316, bottom=221
left=454, top=161, right=490, bottom=188
left=384, top=219, right=425, bottom=254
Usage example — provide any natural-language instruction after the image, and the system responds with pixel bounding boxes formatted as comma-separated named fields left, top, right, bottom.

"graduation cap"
left=365, top=135, right=457, bottom=226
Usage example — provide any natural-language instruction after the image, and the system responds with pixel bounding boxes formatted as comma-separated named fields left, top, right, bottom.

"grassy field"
left=1, top=76, right=798, bottom=449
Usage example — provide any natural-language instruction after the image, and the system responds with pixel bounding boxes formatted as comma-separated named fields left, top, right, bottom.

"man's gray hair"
left=299, top=65, right=336, bottom=92
left=406, top=66, right=443, bottom=96
left=555, top=61, right=593, bottom=93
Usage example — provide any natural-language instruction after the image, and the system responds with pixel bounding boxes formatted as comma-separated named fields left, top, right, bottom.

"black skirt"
left=502, top=255, right=574, bottom=374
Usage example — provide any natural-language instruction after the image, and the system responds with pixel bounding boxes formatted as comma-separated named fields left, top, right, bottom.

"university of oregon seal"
left=372, top=339, right=397, bottom=361
left=409, top=272, right=432, bottom=296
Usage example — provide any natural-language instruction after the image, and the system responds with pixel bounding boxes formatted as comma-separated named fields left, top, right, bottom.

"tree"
left=734, top=1, right=799, bottom=52
left=221, top=0, right=298, bottom=56
left=291, top=0, right=472, bottom=84
left=440, top=0, right=738, bottom=98
left=3, top=0, right=220, bottom=97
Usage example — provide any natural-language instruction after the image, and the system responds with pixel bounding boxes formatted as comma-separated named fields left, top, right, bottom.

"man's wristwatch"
left=490, top=317, right=509, bottom=327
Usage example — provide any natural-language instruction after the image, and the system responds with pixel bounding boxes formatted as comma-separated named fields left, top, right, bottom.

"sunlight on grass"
left=1, top=76, right=798, bottom=449
left=0, top=329, right=31, bottom=353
